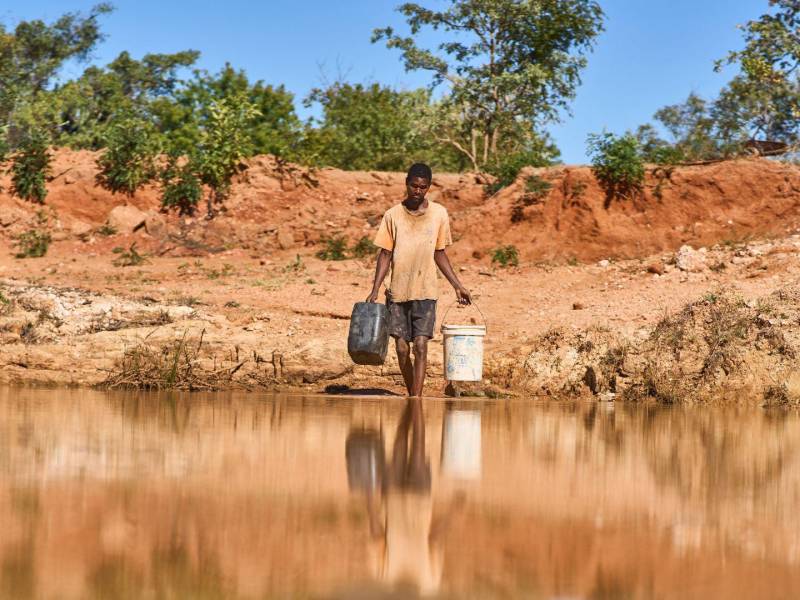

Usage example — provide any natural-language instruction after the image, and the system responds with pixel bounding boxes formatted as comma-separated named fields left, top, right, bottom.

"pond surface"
left=1, top=388, right=799, bottom=599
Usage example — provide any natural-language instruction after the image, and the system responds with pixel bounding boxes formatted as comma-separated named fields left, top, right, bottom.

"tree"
left=373, top=0, right=604, bottom=169
left=587, top=132, right=644, bottom=202
left=0, top=4, right=113, bottom=140
left=96, top=113, right=161, bottom=196
left=159, top=151, right=202, bottom=215
left=9, top=128, right=51, bottom=203
left=195, top=93, right=260, bottom=216
left=299, top=82, right=464, bottom=171
left=714, top=0, right=800, bottom=145
left=154, top=64, right=302, bottom=157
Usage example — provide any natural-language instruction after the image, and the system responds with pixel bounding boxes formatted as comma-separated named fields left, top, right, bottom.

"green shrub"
left=96, top=115, right=161, bottom=196
left=484, top=149, right=554, bottom=195
left=160, top=152, right=202, bottom=215
left=10, top=129, right=51, bottom=203
left=511, top=175, right=553, bottom=223
left=96, top=224, right=117, bottom=236
left=587, top=132, right=645, bottom=201
left=491, top=245, right=519, bottom=268
left=15, top=229, right=51, bottom=258
left=351, top=236, right=377, bottom=258
left=316, top=235, right=348, bottom=261
left=112, top=243, right=147, bottom=267
left=196, top=93, right=260, bottom=215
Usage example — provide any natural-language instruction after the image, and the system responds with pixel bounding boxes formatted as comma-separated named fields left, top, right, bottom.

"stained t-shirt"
left=373, top=201, right=452, bottom=302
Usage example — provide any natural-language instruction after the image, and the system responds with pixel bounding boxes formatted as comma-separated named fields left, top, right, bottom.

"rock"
left=107, top=205, right=147, bottom=233
left=646, top=261, right=665, bottom=275
left=144, top=211, right=168, bottom=239
left=70, top=220, right=93, bottom=238
left=676, top=245, right=708, bottom=272
left=63, top=173, right=76, bottom=185
left=276, top=227, right=295, bottom=250
left=572, top=302, right=585, bottom=310
left=0, top=206, right=22, bottom=228
left=51, top=232, right=68, bottom=242
left=598, top=259, right=610, bottom=268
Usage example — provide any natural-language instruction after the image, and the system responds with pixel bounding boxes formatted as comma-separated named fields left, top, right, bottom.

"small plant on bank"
left=284, top=254, right=305, bottom=273
left=10, top=128, right=51, bottom=204
left=351, top=236, right=377, bottom=258
left=316, top=235, right=348, bottom=261
left=484, top=148, right=556, bottom=195
left=15, top=228, right=51, bottom=258
left=96, top=224, right=117, bottom=236
left=112, top=243, right=147, bottom=267
left=512, top=175, right=553, bottom=223
left=491, top=245, right=519, bottom=268
left=587, top=132, right=645, bottom=202
left=96, top=114, right=161, bottom=196
left=160, top=151, right=202, bottom=215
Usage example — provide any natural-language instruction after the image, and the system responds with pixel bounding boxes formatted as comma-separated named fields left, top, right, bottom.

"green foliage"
left=351, top=236, right=377, bottom=259
left=484, top=142, right=560, bottom=194
left=96, top=224, right=117, bottom=236
left=491, top=245, right=519, bottom=268
left=373, top=0, right=604, bottom=169
left=511, top=175, right=553, bottom=222
left=112, top=243, right=147, bottom=267
left=300, top=82, right=463, bottom=172
left=156, top=64, right=301, bottom=158
left=316, top=235, right=348, bottom=261
left=9, top=128, right=51, bottom=203
left=587, top=132, right=645, bottom=201
left=14, top=228, right=51, bottom=258
left=0, top=4, right=113, bottom=133
left=159, top=152, right=202, bottom=215
left=195, top=93, right=259, bottom=213
left=96, top=114, right=161, bottom=196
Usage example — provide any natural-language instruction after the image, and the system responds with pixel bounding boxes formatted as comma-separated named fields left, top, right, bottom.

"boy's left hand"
left=455, top=286, right=472, bottom=305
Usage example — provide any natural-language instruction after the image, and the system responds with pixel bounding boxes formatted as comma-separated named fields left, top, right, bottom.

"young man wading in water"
left=367, top=163, right=472, bottom=397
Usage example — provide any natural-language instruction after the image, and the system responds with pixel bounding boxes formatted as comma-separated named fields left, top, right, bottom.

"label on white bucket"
left=442, top=325, right=485, bottom=382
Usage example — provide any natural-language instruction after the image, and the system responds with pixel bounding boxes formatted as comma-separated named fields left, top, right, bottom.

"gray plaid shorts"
left=387, top=298, right=437, bottom=341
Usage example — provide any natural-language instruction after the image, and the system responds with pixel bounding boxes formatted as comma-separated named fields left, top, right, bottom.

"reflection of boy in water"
left=366, top=398, right=464, bottom=596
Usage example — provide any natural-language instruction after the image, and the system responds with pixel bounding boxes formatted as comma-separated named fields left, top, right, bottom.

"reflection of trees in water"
left=638, top=407, right=796, bottom=503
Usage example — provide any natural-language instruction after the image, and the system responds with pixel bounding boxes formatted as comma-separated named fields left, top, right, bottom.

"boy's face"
left=406, top=176, right=431, bottom=202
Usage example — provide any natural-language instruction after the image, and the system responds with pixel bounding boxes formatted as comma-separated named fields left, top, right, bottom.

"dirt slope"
left=1, top=149, right=799, bottom=264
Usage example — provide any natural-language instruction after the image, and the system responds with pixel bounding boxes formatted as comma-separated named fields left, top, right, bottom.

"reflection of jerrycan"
left=441, top=303, right=487, bottom=382
left=345, top=429, right=385, bottom=492
left=441, top=410, right=481, bottom=480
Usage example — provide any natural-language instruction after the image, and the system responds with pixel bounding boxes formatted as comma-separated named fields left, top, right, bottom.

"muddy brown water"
left=1, top=388, right=799, bottom=599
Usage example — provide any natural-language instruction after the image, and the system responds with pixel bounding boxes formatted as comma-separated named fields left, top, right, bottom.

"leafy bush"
left=15, top=229, right=51, bottom=258
left=96, top=114, right=161, bottom=196
left=491, top=245, right=519, bottom=268
left=351, top=236, right=377, bottom=258
left=96, top=224, right=117, bottom=236
left=10, top=129, right=51, bottom=203
left=511, top=175, right=552, bottom=223
left=587, top=132, right=645, bottom=201
left=316, top=235, right=348, bottom=261
left=112, top=243, right=147, bottom=267
left=160, top=152, right=202, bottom=215
left=196, top=93, right=260, bottom=215
left=485, top=148, right=556, bottom=195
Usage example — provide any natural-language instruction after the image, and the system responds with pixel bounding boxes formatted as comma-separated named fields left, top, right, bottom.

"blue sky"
left=3, top=1, right=767, bottom=164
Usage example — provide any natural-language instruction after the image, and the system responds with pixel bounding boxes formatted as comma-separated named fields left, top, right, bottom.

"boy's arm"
left=366, top=249, right=392, bottom=303
left=434, top=249, right=471, bottom=305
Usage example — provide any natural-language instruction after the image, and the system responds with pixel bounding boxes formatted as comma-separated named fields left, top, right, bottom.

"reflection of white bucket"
left=441, top=325, right=486, bottom=382
left=441, top=410, right=481, bottom=480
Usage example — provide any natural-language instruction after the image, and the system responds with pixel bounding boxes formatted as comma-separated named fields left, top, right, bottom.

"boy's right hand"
left=366, top=289, right=379, bottom=303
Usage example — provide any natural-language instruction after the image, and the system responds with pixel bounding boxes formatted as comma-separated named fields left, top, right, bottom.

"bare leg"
left=411, top=335, right=429, bottom=397
left=395, top=338, right=414, bottom=396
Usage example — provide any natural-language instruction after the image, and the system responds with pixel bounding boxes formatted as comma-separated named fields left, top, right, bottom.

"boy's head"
left=405, top=163, right=432, bottom=202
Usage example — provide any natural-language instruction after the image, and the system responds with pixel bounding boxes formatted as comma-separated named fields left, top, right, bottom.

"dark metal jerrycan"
left=348, top=302, right=389, bottom=365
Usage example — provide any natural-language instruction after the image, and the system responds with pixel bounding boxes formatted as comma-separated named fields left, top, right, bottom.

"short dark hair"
left=406, top=163, right=432, bottom=182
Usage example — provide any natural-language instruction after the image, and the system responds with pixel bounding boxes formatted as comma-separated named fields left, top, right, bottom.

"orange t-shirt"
left=373, top=201, right=452, bottom=302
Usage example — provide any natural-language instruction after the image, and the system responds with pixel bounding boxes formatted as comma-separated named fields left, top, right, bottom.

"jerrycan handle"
left=441, top=301, right=487, bottom=333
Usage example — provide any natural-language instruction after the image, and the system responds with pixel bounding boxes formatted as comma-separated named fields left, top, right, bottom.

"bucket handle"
left=441, top=300, right=487, bottom=334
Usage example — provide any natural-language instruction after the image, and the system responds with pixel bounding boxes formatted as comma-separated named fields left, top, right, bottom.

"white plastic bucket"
left=441, top=324, right=486, bottom=381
